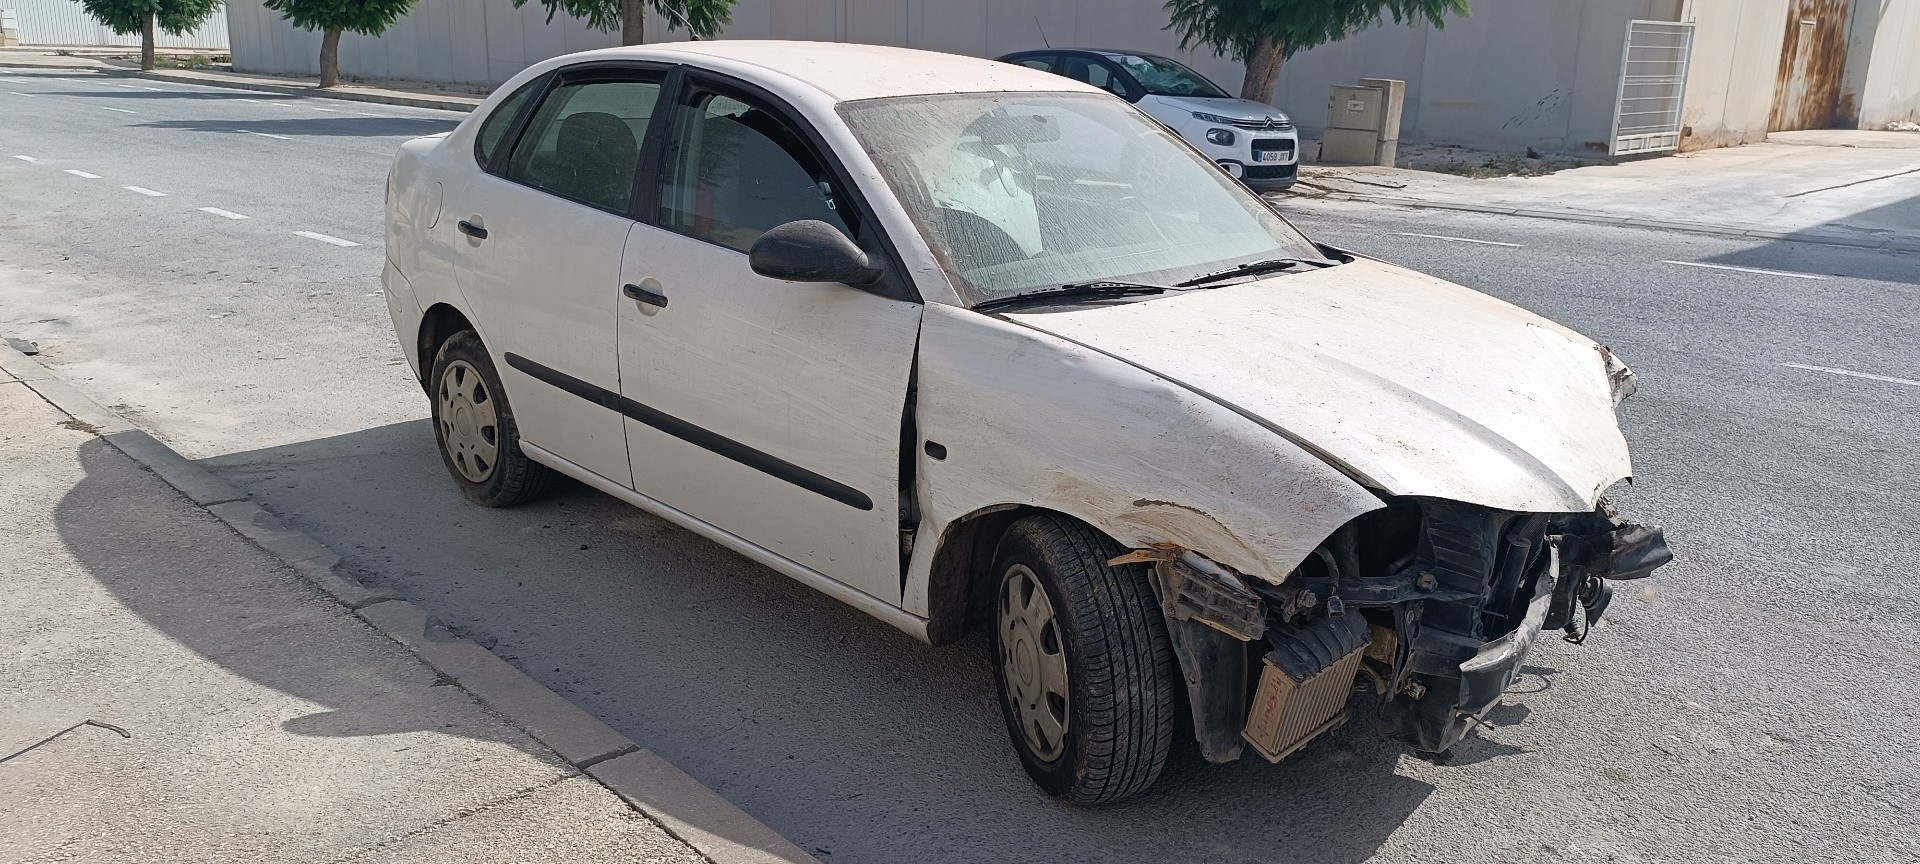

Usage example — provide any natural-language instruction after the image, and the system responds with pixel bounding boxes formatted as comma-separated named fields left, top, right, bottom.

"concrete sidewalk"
left=1298, top=130, right=1920, bottom=252
left=0, top=369, right=702, bottom=862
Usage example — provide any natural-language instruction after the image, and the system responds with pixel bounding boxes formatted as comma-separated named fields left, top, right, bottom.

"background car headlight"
left=1205, top=128, right=1235, bottom=146
left=1192, top=110, right=1238, bottom=125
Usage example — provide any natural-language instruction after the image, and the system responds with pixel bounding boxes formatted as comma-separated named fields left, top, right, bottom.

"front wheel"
left=989, top=514, right=1179, bottom=804
left=429, top=330, right=556, bottom=507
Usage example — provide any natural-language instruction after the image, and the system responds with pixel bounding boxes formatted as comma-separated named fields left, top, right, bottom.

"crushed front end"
left=1120, top=497, right=1671, bottom=762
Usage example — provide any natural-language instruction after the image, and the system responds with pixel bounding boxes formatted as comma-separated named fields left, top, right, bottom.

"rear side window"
left=1015, top=56, right=1055, bottom=71
left=474, top=79, right=540, bottom=168
left=503, top=77, right=663, bottom=214
left=654, top=89, right=856, bottom=253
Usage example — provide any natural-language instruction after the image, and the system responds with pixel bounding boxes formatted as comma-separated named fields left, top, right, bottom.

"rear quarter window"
left=474, top=79, right=542, bottom=169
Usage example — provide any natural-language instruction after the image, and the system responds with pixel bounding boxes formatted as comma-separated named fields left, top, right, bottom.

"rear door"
left=614, top=74, right=923, bottom=604
left=447, top=65, right=668, bottom=485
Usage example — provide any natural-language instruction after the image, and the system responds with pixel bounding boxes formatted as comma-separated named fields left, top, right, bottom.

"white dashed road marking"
left=1664, top=260, right=1827, bottom=280
left=1780, top=363, right=1920, bottom=389
left=63, top=169, right=101, bottom=179
left=12, top=155, right=37, bottom=162
left=199, top=207, right=250, bottom=220
left=100, top=106, right=139, bottom=114
left=248, top=131, right=293, bottom=140
left=1393, top=232, right=1526, bottom=247
left=8, top=92, right=38, bottom=98
left=309, top=106, right=337, bottom=112
left=294, top=231, right=360, bottom=247
left=123, top=186, right=167, bottom=197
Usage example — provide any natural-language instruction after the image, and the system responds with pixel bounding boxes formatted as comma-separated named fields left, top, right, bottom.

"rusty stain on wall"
left=1769, top=0, right=1854, bottom=131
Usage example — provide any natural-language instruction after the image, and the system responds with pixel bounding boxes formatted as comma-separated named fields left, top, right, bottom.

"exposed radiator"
left=1242, top=616, right=1368, bottom=762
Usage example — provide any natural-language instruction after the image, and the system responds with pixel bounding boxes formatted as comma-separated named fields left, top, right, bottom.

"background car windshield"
left=838, top=92, right=1319, bottom=305
left=1105, top=54, right=1229, bottom=98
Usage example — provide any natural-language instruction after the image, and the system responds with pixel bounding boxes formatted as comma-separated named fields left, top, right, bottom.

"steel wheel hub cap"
left=437, top=360, right=499, bottom=483
left=999, top=564, right=1069, bottom=762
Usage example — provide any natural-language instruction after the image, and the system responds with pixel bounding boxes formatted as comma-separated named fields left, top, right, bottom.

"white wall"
left=1675, top=0, right=1789, bottom=150
left=226, top=0, right=1700, bottom=153
left=9, top=0, right=228, bottom=49
left=1852, top=0, right=1920, bottom=127
left=1273, top=0, right=1682, bottom=152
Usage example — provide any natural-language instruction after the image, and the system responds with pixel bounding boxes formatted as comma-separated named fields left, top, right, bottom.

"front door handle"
left=457, top=220, right=488, bottom=240
left=623, top=283, right=668, bottom=308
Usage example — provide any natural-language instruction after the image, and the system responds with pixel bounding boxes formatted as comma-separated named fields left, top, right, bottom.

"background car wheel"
left=429, top=330, right=556, bottom=507
left=989, top=513, right=1178, bottom=804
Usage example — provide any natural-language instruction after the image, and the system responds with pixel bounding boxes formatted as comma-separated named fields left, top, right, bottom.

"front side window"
left=838, top=92, right=1322, bottom=306
left=503, top=76, right=662, bottom=213
left=655, top=88, right=855, bottom=254
left=1059, top=56, right=1129, bottom=99
left=1104, top=54, right=1230, bottom=99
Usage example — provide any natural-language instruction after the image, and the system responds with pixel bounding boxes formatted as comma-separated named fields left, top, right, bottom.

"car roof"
left=547, top=40, right=1101, bottom=103
left=1001, top=48, right=1176, bottom=63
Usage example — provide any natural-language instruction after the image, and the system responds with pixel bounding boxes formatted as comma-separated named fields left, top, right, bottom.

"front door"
left=450, top=67, right=668, bottom=485
left=616, top=79, right=922, bottom=603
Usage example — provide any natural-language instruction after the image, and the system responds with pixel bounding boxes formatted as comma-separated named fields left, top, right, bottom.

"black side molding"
left=503, top=352, right=874, bottom=511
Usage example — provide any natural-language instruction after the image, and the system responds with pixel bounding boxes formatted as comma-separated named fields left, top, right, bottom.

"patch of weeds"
left=58, top=418, right=99, bottom=434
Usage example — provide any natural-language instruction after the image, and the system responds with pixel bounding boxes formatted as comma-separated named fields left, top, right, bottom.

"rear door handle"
left=457, top=220, right=488, bottom=240
left=623, top=283, right=668, bottom=308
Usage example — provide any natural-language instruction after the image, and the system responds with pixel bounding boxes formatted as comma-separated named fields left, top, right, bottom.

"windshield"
left=1104, top=54, right=1230, bottom=98
left=837, top=92, right=1321, bottom=306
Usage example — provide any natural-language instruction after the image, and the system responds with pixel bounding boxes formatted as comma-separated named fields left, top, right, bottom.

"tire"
left=428, top=330, right=556, bottom=507
left=988, top=513, right=1179, bottom=804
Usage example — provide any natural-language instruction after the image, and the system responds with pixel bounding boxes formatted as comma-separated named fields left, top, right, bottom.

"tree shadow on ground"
left=182, top=420, right=1470, bottom=864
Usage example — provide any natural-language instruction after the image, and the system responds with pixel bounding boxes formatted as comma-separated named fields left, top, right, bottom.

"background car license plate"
left=1255, top=151, right=1287, bottom=163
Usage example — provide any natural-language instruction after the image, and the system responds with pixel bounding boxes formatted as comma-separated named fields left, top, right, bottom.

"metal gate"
left=1608, top=20, right=1695, bottom=157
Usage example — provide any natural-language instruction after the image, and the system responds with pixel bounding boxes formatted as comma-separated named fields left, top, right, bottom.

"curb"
left=0, top=58, right=480, bottom=112
left=0, top=344, right=818, bottom=864
left=1292, top=187, right=1920, bottom=253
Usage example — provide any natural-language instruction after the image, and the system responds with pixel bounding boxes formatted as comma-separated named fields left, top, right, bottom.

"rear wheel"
left=989, top=514, right=1178, bottom=804
left=429, top=330, right=555, bottom=507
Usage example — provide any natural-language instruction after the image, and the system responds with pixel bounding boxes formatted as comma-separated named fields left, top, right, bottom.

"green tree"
left=78, top=0, right=222, bottom=72
left=1165, top=0, right=1470, bottom=103
left=510, top=0, right=734, bottom=46
left=260, top=0, right=418, bottom=88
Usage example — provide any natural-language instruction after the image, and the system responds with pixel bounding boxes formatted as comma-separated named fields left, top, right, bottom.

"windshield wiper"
left=972, top=281, right=1169, bottom=312
left=1175, top=257, right=1336, bottom=288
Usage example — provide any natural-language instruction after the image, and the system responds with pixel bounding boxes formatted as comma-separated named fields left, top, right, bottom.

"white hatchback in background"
left=996, top=49, right=1300, bottom=190
left=383, top=41, right=1668, bottom=805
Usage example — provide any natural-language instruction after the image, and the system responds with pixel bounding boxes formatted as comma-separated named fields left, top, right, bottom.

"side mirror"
left=748, top=220, right=884, bottom=286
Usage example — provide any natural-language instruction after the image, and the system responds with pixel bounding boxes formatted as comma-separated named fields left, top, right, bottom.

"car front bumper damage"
left=1113, top=498, right=1672, bottom=763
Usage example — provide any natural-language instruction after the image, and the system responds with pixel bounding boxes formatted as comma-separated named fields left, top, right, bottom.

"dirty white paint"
left=1002, top=257, right=1635, bottom=515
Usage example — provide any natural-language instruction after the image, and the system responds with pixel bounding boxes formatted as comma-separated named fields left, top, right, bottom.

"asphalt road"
left=4, top=67, right=1916, bottom=864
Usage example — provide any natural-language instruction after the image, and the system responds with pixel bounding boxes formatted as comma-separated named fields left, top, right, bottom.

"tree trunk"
left=621, top=0, right=645, bottom=45
left=1239, top=36, right=1286, bottom=104
left=140, top=12, right=156, bottom=72
left=319, top=27, right=341, bottom=88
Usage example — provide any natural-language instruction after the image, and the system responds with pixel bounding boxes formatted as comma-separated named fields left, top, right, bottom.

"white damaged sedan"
left=383, top=41, right=1670, bottom=803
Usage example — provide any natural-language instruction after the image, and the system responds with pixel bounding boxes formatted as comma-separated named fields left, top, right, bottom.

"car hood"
left=1154, top=94, right=1292, bottom=124
left=999, top=257, right=1634, bottom=513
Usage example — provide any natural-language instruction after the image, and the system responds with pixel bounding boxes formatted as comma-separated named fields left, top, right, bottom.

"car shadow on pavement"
left=182, top=420, right=1448, bottom=863
left=135, top=116, right=459, bottom=138
left=51, top=437, right=551, bottom=756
